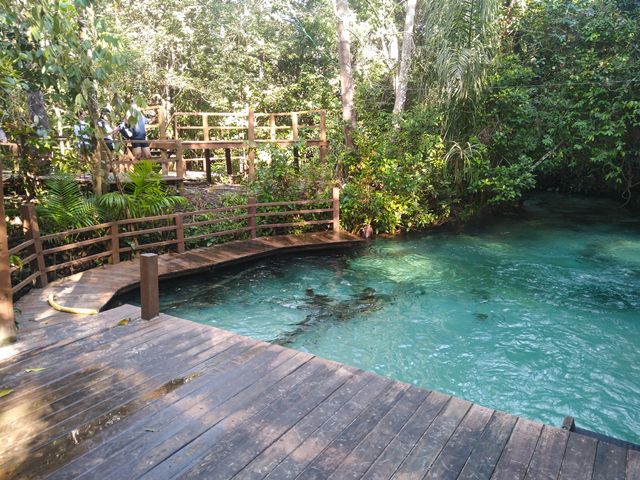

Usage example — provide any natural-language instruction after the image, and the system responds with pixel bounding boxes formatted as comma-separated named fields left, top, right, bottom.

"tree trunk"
left=0, top=158, right=17, bottom=345
left=27, top=90, right=50, bottom=136
left=393, top=0, right=418, bottom=122
left=334, top=0, right=356, bottom=149
left=77, top=8, right=105, bottom=195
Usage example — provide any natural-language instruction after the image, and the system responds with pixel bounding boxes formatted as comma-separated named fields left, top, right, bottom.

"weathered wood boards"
left=0, top=303, right=636, bottom=479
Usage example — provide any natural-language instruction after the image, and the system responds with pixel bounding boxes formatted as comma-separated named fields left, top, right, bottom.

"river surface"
left=123, top=193, right=640, bottom=443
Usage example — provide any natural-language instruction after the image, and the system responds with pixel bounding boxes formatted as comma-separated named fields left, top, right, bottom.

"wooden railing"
left=171, top=108, right=327, bottom=144
left=7, top=188, right=340, bottom=297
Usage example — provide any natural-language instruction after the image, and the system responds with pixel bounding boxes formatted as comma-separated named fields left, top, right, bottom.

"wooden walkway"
left=0, top=305, right=638, bottom=479
left=14, top=231, right=363, bottom=333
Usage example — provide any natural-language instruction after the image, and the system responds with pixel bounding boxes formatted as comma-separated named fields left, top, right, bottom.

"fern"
left=98, top=161, right=187, bottom=219
left=37, top=174, right=99, bottom=232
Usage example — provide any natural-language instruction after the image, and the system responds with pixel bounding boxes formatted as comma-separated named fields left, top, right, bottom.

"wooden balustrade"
left=5, top=189, right=342, bottom=299
left=170, top=109, right=328, bottom=180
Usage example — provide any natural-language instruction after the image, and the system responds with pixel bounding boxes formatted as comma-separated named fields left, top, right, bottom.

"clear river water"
left=122, top=193, right=640, bottom=443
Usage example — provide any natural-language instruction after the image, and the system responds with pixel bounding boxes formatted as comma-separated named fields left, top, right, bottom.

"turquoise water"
left=130, top=194, right=640, bottom=443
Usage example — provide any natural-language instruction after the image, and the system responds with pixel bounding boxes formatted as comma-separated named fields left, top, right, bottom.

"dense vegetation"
left=1, top=0, right=638, bottom=235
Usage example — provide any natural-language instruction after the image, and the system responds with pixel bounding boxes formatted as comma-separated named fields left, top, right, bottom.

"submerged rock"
left=274, top=286, right=395, bottom=345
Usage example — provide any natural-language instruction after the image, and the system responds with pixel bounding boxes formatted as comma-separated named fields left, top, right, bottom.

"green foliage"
left=250, top=146, right=333, bottom=202
left=36, top=174, right=100, bottom=231
left=484, top=0, right=640, bottom=202
left=97, top=161, right=187, bottom=219
left=340, top=111, right=451, bottom=234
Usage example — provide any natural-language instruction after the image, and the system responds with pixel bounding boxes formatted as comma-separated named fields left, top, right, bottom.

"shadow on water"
left=274, top=287, right=395, bottom=346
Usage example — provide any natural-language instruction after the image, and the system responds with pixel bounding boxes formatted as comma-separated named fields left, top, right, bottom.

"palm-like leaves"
left=37, top=174, right=100, bottom=231
left=98, top=161, right=187, bottom=219
left=417, top=0, right=499, bottom=139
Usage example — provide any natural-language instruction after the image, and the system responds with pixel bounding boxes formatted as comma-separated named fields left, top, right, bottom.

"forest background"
left=1, top=0, right=639, bottom=234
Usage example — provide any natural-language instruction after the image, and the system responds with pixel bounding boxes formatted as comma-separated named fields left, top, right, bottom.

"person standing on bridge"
left=97, top=107, right=119, bottom=152
left=126, top=104, right=152, bottom=160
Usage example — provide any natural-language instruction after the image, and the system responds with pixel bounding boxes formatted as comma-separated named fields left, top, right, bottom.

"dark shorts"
left=130, top=136, right=148, bottom=149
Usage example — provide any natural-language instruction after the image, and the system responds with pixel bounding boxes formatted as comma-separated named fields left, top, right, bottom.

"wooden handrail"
left=6, top=188, right=341, bottom=298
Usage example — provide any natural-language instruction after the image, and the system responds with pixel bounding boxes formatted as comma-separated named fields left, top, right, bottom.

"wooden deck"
left=1, top=305, right=638, bottom=479
left=13, top=231, right=363, bottom=333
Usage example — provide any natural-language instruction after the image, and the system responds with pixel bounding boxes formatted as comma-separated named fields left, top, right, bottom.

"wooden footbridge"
left=2, top=186, right=640, bottom=479
left=104, top=106, right=328, bottom=183
left=1, top=106, right=329, bottom=185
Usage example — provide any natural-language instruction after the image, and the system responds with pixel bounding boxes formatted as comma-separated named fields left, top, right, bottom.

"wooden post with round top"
left=140, top=253, right=159, bottom=320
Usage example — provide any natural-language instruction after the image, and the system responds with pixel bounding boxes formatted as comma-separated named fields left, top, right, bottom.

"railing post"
left=20, top=203, right=47, bottom=288
left=248, top=196, right=257, bottom=239
left=204, top=148, right=212, bottom=184
left=175, top=214, right=185, bottom=253
left=202, top=114, right=209, bottom=141
left=247, top=106, right=256, bottom=180
left=110, top=222, right=120, bottom=264
left=140, top=253, right=159, bottom=320
left=332, top=187, right=340, bottom=232
left=175, top=140, right=185, bottom=190
left=270, top=114, right=276, bottom=141
left=225, top=148, right=232, bottom=175
left=319, top=110, right=327, bottom=162
left=158, top=104, right=167, bottom=140
left=0, top=165, right=17, bottom=345
left=291, top=112, right=300, bottom=170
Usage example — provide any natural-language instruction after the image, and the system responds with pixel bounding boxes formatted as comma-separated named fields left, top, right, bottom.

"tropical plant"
left=97, top=161, right=187, bottom=219
left=36, top=174, right=100, bottom=232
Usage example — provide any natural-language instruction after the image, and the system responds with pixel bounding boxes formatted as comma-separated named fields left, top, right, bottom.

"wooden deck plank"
left=263, top=375, right=394, bottom=480
left=627, top=450, right=640, bottom=480
left=523, top=425, right=570, bottom=480
left=0, top=319, right=169, bottom=401
left=457, top=411, right=519, bottom=480
left=391, top=396, right=472, bottom=479
left=326, top=386, right=430, bottom=480
left=40, top=339, right=278, bottom=480
left=295, top=382, right=409, bottom=480
left=592, top=441, right=627, bottom=480
left=234, top=370, right=382, bottom=480
left=360, top=391, right=451, bottom=480
left=102, top=355, right=329, bottom=480
left=557, top=433, right=598, bottom=480
left=0, top=323, right=222, bottom=433
left=2, top=304, right=142, bottom=361
left=0, top=324, right=247, bottom=468
left=174, top=363, right=357, bottom=479
left=0, top=320, right=228, bottom=445
left=490, top=418, right=542, bottom=480
left=423, top=404, right=495, bottom=480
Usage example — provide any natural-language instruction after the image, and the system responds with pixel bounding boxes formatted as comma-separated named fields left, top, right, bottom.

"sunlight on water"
left=128, top=193, right=640, bottom=443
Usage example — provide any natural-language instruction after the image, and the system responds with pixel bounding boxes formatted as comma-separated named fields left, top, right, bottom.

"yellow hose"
left=47, top=294, right=98, bottom=315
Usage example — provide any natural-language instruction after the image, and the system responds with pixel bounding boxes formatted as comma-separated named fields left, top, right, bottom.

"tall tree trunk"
left=0, top=158, right=17, bottom=345
left=334, top=0, right=356, bottom=149
left=78, top=8, right=104, bottom=195
left=393, top=0, right=418, bottom=122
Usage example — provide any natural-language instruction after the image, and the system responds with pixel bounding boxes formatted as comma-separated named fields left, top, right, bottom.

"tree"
left=393, top=0, right=418, bottom=121
left=0, top=0, right=124, bottom=194
left=333, top=0, right=356, bottom=149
